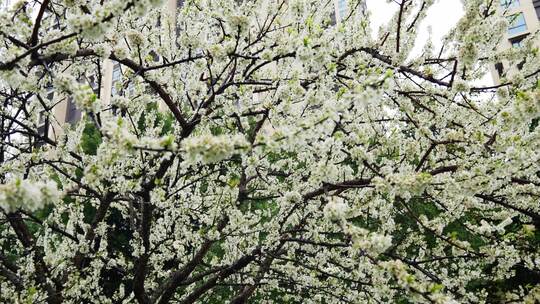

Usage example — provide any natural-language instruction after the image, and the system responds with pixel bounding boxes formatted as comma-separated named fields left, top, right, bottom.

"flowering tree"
left=1, top=0, right=539, bottom=302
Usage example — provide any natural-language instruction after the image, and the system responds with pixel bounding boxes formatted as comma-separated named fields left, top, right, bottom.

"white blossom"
left=0, top=178, right=62, bottom=212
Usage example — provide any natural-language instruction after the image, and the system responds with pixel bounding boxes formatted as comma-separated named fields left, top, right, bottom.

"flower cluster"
left=0, top=178, right=62, bottom=212
left=182, top=133, right=248, bottom=164
left=0, top=0, right=539, bottom=302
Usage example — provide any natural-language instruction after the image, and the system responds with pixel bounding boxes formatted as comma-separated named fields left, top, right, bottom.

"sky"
left=1, top=0, right=493, bottom=85
left=365, top=0, right=494, bottom=86
left=366, top=0, right=465, bottom=53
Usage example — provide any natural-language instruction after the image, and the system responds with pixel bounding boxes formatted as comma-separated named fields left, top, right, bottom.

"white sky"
left=365, top=0, right=494, bottom=86
left=366, top=0, right=464, bottom=53
left=2, top=0, right=493, bottom=85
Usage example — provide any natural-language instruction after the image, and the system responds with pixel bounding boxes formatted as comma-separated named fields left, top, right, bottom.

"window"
left=111, top=62, right=135, bottom=100
left=509, top=34, right=527, bottom=48
left=45, top=86, right=54, bottom=100
left=511, top=39, right=523, bottom=47
left=495, top=62, right=504, bottom=77
left=65, top=100, right=81, bottom=124
left=111, top=63, right=122, bottom=96
left=87, top=75, right=98, bottom=90
left=330, top=10, right=337, bottom=25
left=337, top=0, right=347, bottom=21
left=517, top=60, right=525, bottom=70
left=500, top=0, right=519, bottom=9
left=534, top=0, right=540, bottom=20
left=39, top=86, right=54, bottom=136
left=37, top=110, right=49, bottom=145
left=507, top=13, right=527, bottom=36
left=38, top=110, right=47, bottom=126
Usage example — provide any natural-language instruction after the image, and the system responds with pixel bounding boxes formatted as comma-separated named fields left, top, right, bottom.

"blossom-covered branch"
left=1, top=0, right=539, bottom=303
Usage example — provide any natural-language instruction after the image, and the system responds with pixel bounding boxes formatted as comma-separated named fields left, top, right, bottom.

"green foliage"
left=83, top=201, right=97, bottom=224
left=210, top=125, right=224, bottom=136
left=80, top=122, right=102, bottom=155
left=106, top=208, right=133, bottom=257
left=444, top=220, right=486, bottom=250
left=137, top=102, right=175, bottom=135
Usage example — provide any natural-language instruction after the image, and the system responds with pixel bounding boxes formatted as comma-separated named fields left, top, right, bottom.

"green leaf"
left=80, top=122, right=102, bottom=155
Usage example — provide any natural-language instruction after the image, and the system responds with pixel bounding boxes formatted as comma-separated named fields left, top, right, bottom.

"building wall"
left=490, top=0, right=540, bottom=84
left=45, top=0, right=364, bottom=140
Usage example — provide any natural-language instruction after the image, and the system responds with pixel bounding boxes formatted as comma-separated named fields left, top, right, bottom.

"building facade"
left=29, top=0, right=364, bottom=142
left=491, top=0, right=540, bottom=84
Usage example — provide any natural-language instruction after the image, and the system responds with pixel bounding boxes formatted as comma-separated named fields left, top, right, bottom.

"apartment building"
left=491, top=0, right=540, bottom=84
left=30, top=0, right=364, bottom=142
left=30, top=0, right=184, bottom=142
